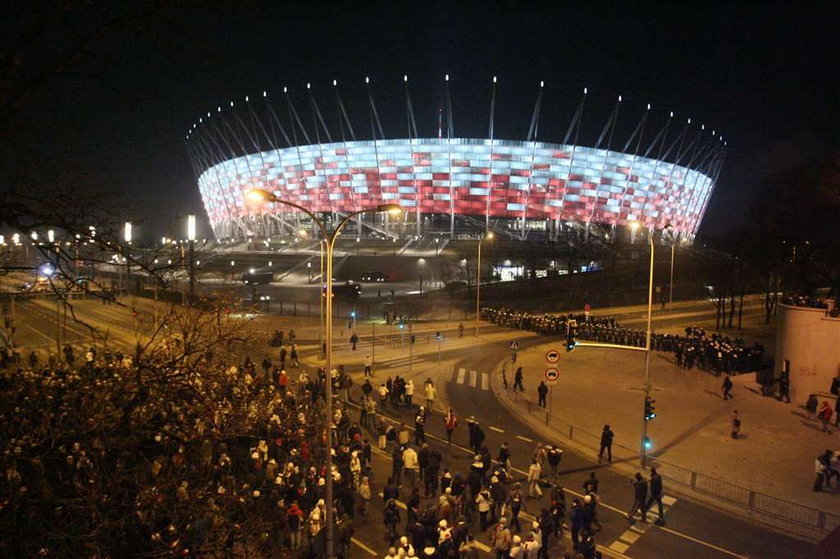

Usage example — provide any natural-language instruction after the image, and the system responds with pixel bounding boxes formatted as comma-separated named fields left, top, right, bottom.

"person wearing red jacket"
left=444, top=408, right=458, bottom=445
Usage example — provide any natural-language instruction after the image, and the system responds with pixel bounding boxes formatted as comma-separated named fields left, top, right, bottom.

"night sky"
left=4, top=2, right=838, bottom=240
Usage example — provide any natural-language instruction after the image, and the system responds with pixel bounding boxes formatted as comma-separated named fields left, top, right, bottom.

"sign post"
left=544, top=367, right=559, bottom=423
left=584, top=303, right=591, bottom=321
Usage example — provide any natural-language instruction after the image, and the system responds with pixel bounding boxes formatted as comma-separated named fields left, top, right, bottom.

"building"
left=775, top=302, right=840, bottom=402
left=186, top=79, right=724, bottom=242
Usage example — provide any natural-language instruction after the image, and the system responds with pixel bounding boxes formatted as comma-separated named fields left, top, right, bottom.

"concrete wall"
left=775, top=304, right=840, bottom=402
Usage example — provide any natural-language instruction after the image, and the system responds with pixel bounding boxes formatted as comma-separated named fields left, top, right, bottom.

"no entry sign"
left=546, top=349, right=560, bottom=363
left=544, top=367, right=559, bottom=384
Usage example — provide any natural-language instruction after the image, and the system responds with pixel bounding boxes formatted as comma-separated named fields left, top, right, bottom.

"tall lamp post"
left=474, top=232, right=494, bottom=336
left=641, top=223, right=671, bottom=466
left=123, top=222, right=132, bottom=295
left=247, top=188, right=400, bottom=559
left=668, top=235, right=677, bottom=308
left=187, top=215, right=196, bottom=302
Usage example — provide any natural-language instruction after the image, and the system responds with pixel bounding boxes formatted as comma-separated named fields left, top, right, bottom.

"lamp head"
left=486, top=232, right=495, bottom=240
left=246, top=189, right=275, bottom=203
left=377, top=204, right=402, bottom=215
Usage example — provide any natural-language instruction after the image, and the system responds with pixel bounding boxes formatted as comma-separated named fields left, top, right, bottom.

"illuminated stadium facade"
left=186, top=78, right=725, bottom=242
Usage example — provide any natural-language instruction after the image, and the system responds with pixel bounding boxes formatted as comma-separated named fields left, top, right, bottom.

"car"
left=360, top=271, right=388, bottom=283
left=323, top=281, right=362, bottom=300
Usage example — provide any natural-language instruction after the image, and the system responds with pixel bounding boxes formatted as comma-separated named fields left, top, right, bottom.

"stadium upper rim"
left=185, top=78, right=725, bottom=241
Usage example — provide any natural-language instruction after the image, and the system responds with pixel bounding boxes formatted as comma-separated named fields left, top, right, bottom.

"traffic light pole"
left=641, top=234, right=656, bottom=467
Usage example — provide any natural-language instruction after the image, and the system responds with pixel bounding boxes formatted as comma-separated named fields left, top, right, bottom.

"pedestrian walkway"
left=492, top=331, right=840, bottom=539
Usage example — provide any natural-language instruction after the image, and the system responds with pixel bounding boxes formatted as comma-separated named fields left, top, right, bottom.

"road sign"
left=584, top=303, right=591, bottom=312
left=509, top=341, right=519, bottom=350
left=544, top=367, right=559, bottom=384
left=545, top=349, right=560, bottom=364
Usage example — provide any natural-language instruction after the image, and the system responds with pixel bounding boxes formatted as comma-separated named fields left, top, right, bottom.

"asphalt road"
left=339, top=336, right=814, bottom=559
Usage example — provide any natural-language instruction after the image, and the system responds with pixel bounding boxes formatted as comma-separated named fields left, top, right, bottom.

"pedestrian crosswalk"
left=608, top=495, right=677, bottom=554
left=375, top=356, right=432, bottom=369
left=450, top=367, right=490, bottom=391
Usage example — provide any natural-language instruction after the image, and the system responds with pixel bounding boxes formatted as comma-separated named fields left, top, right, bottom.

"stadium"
left=186, top=78, right=725, bottom=243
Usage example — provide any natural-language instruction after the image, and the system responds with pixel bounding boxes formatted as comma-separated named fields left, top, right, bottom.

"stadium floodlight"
left=647, top=103, right=651, bottom=110
left=403, top=74, right=408, bottom=82
left=48, top=229, right=55, bottom=243
left=333, top=79, right=337, bottom=86
left=445, top=74, right=449, bottom=82
left=584, top=87, right=588, bottom=94
left=618, top=94, right=622, bottom=102
left=124, top=222, right=132, bottom=244
left=365, top=76, right=369, bottom=84
left=540, top=80, right=544, bottom=88
left=493, top=76, right=497, bottom=83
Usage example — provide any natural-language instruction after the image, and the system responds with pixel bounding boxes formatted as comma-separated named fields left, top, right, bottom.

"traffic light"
left=410, top=334, right=416, bottom=344
left=435, top=331, right=441, bottom=341
left=644, top=396, right=656, bottom=421
left=350, top=310, right=356, bottom=319
left=643, top=436, right=652, bottom=450
left=565, top=333, right=577, bottom=352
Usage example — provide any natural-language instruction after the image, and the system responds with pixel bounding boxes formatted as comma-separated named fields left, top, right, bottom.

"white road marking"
left=469, top=369, right=477, bottom=387
left=489, top=426, right=505, bottom=433
left=610, top=541, right=630, bottom=553
left=457, top=367, right=466, bottom=384
left=351, top=537, right=377, bottom=556
left=481, top=372, right=489, bottom=390
left=515, top=435, right=533, bottom=443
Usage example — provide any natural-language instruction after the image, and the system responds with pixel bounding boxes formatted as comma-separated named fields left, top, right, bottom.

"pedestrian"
left=643, top=467, right=665, bottom=524
left=513, top=367, right=524, bottom=391
left=364, top=354, right=372, bottom=376
left=405, top=379, right=414, bottom=407
left=490, top=517, right=511, bottom=559
left=627, top=472, right=648, bottom=522
left=379, top=383, right=389, bottom=407
left=813, top=449, right=833, bottom=492
left=475, top=487, right=493, bottom=531
left=547, top=445, right=563, bottom=481
left=424, top=380, right=437, bottom=414
left=498, top=441, right=512, bottom=474
left=358, top=476, right=372, bottom=519
left=383, top=499, right=401, bottom=543
left=537, top=381, right=548, bottom=408
left=817, top=401, right=833, bottom=434
left=778, top=372, right=791, bottom=403
left=722, top=374, right=734, bottom=400
left=414, top=408, right=426, bottom=445
left=805, top=394, right=819, bottom=419
left=527, top=459, right=542, bottom=498
left=403, top=445, right=419, bottom=489
left=569, top=498, right=584, bottom=550
left=598, top=425, right=614, bottom=463
left=582, top=471, right=599, bottom=495
left=508, top=482, right=525, bottom=533
left=458, top=322, right=464, bottom=338
left=731, top=410, right=741, bottom=439
left=350, top=332, right=358, bottom=351
left=444, top=408, right=458, bottom=445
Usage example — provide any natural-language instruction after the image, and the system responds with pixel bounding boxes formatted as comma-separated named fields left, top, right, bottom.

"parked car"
left=360, top=271, right=388, bottom=283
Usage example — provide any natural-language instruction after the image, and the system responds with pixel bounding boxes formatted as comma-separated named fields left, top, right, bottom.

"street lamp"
left=417, top=258, right=426, bottom=294
left=246, top=187, right=400, bottom=559
left=187, top=214, right=197, bottom=302
left=641, top=223, right=672, bottom=466
left=474, top=232, right=494, bottom=336
left=629, top=221, right=640, bottom=244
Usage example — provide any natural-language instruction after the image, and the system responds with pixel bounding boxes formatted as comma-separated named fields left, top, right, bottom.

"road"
left=336, top=335, right=813, bottom=559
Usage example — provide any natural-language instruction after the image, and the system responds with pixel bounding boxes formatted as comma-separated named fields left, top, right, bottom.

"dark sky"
left=5, top=1, right=838, bottom=240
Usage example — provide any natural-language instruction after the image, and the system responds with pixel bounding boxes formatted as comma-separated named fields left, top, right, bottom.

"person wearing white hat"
left=397, top=535, right=415, bottom=558
left=509, top=534, right=524, bottom=559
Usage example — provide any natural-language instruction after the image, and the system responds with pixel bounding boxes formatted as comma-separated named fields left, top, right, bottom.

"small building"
left=775, top=302, right=840, bottom=403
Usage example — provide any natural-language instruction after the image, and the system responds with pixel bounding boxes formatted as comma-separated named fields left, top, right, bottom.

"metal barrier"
left=504, top=387, right=839, bottom=534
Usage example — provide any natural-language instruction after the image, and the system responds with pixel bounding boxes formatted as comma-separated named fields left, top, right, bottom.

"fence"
left=504, top=387, right=840, bottom=535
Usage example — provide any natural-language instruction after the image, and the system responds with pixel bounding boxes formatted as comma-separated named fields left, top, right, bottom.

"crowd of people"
left=0, top=334, right=371, bottom=557
left=482, top=307, right=766, bottom=375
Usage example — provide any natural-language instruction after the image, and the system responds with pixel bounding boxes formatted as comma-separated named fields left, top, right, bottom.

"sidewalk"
left=492, top=335, right=840, bottom=539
